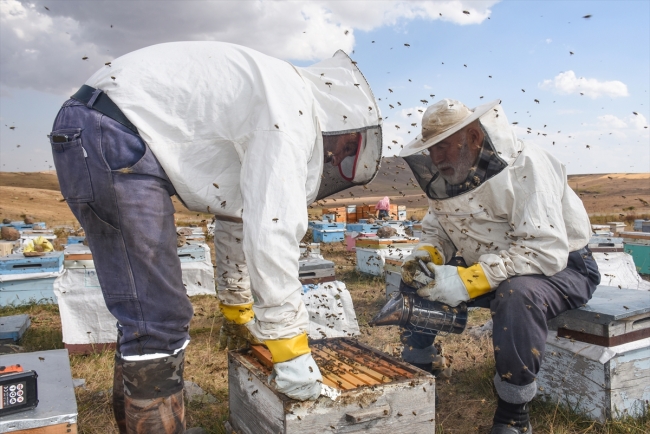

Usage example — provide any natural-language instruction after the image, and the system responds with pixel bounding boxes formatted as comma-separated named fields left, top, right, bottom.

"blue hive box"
left=3, top=221, right=47, bottom=230
left=0, top=314, right=31, bottom=341
left=311, top=221, right=345, bottom=230
left=0, top=277, right=58, bottom=305
left=66, top=236, right=86, bottom=245
left=177, top=244, right=208, bottom=263
left=346, top=223, right=380, bottom=233
left=0, top=252, right=64, bottom=275
left=313, top=229, right=345, bottom=243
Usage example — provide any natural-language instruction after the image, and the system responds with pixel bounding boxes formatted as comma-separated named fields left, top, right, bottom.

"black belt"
left=71, top=85, right=138, bottom=134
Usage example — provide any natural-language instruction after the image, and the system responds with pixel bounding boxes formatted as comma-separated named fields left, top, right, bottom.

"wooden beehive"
left=228, top=338, right=436, bottom=434
left=538, top=286, right=650, bottom=421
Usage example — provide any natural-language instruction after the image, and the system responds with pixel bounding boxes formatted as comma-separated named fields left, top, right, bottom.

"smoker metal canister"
left=370, top=292, right=468, bottom=335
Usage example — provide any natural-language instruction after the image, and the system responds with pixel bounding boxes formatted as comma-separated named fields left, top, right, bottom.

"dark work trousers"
left=49, top=99, right=194, bottom=356
left=401, top=248, right=600, bottom=404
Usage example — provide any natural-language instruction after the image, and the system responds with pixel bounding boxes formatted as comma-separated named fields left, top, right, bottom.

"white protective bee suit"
left=398, top=99, right=599, bottom=414
left=85, top=42, right=382, bottom=374
left=401, top=102, right=592, bottom=292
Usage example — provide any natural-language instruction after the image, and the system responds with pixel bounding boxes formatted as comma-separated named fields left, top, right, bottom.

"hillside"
left=1, top=166, right=649, bottom=226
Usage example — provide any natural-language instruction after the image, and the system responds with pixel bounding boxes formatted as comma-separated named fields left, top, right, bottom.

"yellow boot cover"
left=418, top=245, right=444, bottom=265
left=457, top=263, right=492, bottom=299
left=23, top=236, right=54, bottom=253
left=265, top=333, right=311, bottom=364
left=219, top=303, right=254, bottom=325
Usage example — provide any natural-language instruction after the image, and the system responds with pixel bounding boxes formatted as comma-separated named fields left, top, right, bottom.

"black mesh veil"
left=402, top=123, right=507, bottom=200
left=316, top=125, right=382, bottom=201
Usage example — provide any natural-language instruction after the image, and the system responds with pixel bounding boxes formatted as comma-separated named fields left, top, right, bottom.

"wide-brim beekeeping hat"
left=400, top=98, right=500, bottom=157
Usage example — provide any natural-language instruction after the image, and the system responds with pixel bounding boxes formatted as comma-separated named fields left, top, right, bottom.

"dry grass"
left=1, top=243, right=649, bottom=433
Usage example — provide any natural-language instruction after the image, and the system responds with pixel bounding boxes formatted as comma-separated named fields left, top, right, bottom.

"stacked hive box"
left=383, top=258, right=403, bottom=299
left=0, top=252, right=64, bottom=306
left=312, top=222, right=346, bottom=243
left=321, top=207, right=347, bottom=223
left=355, top=237, right=418, bottom=276
left=55, top=242, right=216, bottom=354
left=538, top=285, right=650, bottom=421
left=227, top=338, right=436, bottom=434
left=55, top=244, right=117, bottom=354
left=177, top=243, right=216, bottom=296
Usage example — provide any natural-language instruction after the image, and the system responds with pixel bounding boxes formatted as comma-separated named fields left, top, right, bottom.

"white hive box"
left=227, top=339, right=436, bottom=434
left=298, top=257, right=336, bottom=285
left=178, top=243, right=216, bottom=296
left=383, top=258, right=403, bottom=299
left=355, top=237, right=417, bottom=276
left=538, top=286, right=650, bottom=421
left=55, top=244, right=117, bottom=354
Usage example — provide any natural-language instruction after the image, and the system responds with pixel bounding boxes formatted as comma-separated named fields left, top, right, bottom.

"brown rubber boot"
left=113, top=352, right=127, bottom=434
left=122, top=350, right=186, bottom=434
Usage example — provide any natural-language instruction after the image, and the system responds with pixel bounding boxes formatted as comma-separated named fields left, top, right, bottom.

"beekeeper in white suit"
left=397, top=98, right=599, bottom=433
left=49, top=41, right=382, bottom=434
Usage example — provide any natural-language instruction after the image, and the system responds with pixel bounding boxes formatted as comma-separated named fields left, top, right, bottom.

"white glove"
left=401, top=245, right=441, bottom=288
left=269, top=353, right=322, bottom=401
left=416, top=263, right=470, bottom=307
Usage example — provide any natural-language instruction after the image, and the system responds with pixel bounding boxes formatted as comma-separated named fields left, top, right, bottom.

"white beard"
left=437, top=139, right=477, bottom=185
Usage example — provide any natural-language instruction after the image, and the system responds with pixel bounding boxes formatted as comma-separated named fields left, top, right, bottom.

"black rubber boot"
left=113, top=352, right=127, bottom=434
left=491, top=398, right=532, bottom=433
left=122, top=350, right=186, bottom=434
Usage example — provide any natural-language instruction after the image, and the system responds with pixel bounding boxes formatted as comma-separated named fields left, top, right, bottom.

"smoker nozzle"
left=370, top=292, right=468, bottom=335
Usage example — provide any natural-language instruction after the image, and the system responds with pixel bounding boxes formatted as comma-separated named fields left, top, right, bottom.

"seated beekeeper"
left=398, top=98, right=600, bottom=434
left=49, top=41, right=382, bottom=434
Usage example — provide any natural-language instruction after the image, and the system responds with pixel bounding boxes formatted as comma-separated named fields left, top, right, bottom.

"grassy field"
left=1, top=240, right=648, bottom=434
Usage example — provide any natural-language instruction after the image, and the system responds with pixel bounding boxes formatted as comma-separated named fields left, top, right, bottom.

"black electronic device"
left=0, top=365, right=38, bottom=417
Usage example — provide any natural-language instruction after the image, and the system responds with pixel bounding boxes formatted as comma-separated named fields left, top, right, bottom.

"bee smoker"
left=370, top=260, right=468, bottom=335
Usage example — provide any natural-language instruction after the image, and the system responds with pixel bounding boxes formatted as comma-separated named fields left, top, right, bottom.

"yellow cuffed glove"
left=217, top=303, right=259, bottom=351
left=264, top=332, right=311, bottom=363
left=416, top=263, right=492, bottom=306
left=401, top=244, right=444, bottom=288
left=266, top=333, right=322, bottom=401
left=23, top=236, right=54, bottom=253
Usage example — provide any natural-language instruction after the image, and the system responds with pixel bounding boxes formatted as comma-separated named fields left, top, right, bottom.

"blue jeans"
left=50, top=99, right=193, bottom=356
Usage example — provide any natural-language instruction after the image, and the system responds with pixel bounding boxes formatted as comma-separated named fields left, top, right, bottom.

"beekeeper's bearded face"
left=429, top=121, right=484, bottom=185
left=324, top=133, right=359, bottom=167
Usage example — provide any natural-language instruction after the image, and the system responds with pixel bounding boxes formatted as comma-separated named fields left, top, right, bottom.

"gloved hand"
left=401, top=244, right=444, bottom=289
left=269, top=353, right=322, bottom=401
left=265, top=332, right=322, bottom=401
left=216, top=303, right=259, bottom=350
left=217, top=319, right=260, bottom=350
left=416, top=263, right=492, bottom=306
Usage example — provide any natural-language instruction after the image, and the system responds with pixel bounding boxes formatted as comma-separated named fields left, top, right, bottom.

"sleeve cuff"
left=457, top=263, right=492, bottom=299
left=265, top=332, right=311, bottom=363
left=219, top=302, right=255, bottom=324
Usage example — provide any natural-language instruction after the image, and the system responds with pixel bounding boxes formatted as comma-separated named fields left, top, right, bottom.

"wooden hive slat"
left=311, top=347, right=382, bottom=388
left=313, top=345, right=388, bottom=384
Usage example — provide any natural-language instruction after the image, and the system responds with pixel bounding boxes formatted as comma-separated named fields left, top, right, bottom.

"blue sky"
left=1, top=0, right=648, bottom=174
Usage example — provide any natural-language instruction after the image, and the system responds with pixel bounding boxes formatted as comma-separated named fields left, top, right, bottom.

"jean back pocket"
left=50, top=128, right=94, bottom=203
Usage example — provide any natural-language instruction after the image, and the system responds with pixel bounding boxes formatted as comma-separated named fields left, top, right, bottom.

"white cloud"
left=597, top=114, right=627, bottom=129
left=0, top=0, right=498, bottom=95
left=539, top=70, right=629, bottom=99
left=545, top=38, right=552, bottom=44
left=628, top=113, right=648, bottom=130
